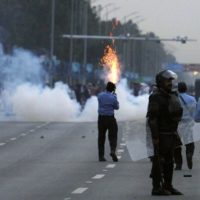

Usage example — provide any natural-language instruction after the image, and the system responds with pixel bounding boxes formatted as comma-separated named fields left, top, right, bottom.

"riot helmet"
left=156, top=70, right=177, bottom=92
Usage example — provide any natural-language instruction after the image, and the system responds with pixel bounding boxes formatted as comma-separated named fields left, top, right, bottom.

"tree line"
left=0, top=0, right=176, bottom=81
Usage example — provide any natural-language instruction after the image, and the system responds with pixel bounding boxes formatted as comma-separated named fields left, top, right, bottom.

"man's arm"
left=113, top=95, right=119, bottom=110
left=147, top=95, right=159, bottom=142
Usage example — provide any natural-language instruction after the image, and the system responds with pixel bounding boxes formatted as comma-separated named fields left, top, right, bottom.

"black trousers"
left=151, top=135, right=175, bottom=189
left=98, top=115, right=118, bottom=158
left=174, top=142, right=195, bottom=167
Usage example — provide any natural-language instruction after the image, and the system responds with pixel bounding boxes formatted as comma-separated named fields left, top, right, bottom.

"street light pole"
left=100, top=3, right=113, bottom=35
left=69, top=0, right=74, bottom=84
left=129, top=17, right=145, bottom=75
left=50, top=0, right=55, bottom=87
left=101, top=3, right=113, bottom=20
left=105, top=7, right=120, bottom=21
left=122, top=11, right=138, bottom=71
left=83, top=0, right=90, bottom=84
left=105, top=6, right=120, bottom=34
left=123, top=11, right=138, bottom=34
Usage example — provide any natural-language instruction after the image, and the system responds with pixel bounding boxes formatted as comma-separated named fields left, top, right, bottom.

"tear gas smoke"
left=10, top=82, right=81, bottom=121
left=0, top=44, right=149, bottom=122
left=0, top=44, right=45, bottom=89
left=1, top=44, right=200, bottom=161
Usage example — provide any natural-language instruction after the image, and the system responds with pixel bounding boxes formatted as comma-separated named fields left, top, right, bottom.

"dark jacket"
left=147, top=88, right=183, bottom=139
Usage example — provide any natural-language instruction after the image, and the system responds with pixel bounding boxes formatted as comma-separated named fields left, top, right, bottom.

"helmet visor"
left=162, top=70, right=177, bottom=80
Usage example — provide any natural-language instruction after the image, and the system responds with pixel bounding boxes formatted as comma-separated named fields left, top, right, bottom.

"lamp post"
left=104, top=6, right=120, bottom=34
left=130, top=17, right=145, bottom=75
left=122, top=12, right=138, bottom=71
left=49, top=0, right=55, bottom=87
left=123, top=11, right=138, bottom=34
left=134, top=17, right=145, bottom=25
left=97, top=3, right=113, bottom=35
left=83, top=0, right=91, bottom=84
left=133, top=17, right=145, bottom=78
left=100, top=3, right=113, bottom=20
left=69, top=0, right=74, bottom=84
left=105, top=6, right=120, bottom=21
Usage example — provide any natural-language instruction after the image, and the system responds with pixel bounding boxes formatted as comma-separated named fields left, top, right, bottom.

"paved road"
left=0, top=121, right=199, bottom=200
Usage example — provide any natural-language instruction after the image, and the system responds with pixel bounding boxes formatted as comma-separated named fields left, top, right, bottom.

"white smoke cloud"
left=115, top=79, right=148, bottom=121
left=10, top=82, right=81, bottom=122
left=77, top=96, right=98, bottom=122
left=0, top=46, right=45, bottom=90
left=0, top=44, right=149, bottom=122
left=7, top=80, right=148, bottom=122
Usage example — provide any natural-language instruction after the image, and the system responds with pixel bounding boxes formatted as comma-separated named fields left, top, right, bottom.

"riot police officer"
left=146, top=70, right=183, bottom=195
left=97, top=82, right=119, bottom=162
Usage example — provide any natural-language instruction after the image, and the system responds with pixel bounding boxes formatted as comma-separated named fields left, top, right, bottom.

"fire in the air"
left=100, top=45, right=121, bottom=84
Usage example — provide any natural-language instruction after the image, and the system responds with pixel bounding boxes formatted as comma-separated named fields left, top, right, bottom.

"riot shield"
left=125, top=119, right=200, bottom=161
left=124, top=120, right=154, bottom=161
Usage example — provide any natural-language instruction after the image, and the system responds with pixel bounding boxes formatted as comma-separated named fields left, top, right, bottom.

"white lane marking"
left=106, top=164, right=116, bottom=168
left=64, top=198, right=71, bottom=200
left=102, top=169, right=108, bottom=172
left=0, top=123, right=50, bottom=146
left=120, top=143, right=126, bottom=146
left=10, top=138, right=17, bottom=141
left=72, top=187, right=88, bottom=194
left=92, top=174, right=105, bottom=179
left=86, top=181, right=92, bottom=184
left=117, top=149, right=124, bottom=153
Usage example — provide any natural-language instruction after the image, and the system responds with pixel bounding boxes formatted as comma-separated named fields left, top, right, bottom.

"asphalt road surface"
left=0, top=121, right=199, bottom=200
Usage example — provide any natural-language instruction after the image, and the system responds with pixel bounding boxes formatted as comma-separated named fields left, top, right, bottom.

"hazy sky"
left=92, top=0, right=200, bottom=64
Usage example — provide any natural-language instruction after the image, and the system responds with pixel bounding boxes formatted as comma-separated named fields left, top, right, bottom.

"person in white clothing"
left=174, top=82, right=196, bottom=170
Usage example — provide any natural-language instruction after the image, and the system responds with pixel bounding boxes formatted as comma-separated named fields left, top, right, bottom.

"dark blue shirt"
left=98, top=91, right=119, bottom=116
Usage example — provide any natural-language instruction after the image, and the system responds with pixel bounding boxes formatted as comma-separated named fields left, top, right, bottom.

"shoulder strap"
left=179, top=94, right=187, bottom=106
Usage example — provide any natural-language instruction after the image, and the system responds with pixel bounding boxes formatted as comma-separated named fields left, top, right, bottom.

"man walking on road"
left=146, top=70, right=183, bottom=195
left=97, top=82, right=119, bottom=162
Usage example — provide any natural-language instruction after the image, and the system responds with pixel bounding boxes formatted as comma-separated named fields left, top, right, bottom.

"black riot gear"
left=147, top=70, right=183, bottom=195
left=168, top=93, right=183, bottom=122
left=156, top=70, right=177, bottom=88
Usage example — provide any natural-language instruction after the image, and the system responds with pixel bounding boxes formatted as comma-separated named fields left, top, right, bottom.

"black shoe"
left=152, top=188, right=171, bottom=196
left=110, top=152, right=118, bottom=162
left=167, top=187, right=183, bottom=195
left=99, top=157, right=106, bottom=162
left=186, top=155, right=193, bottom=169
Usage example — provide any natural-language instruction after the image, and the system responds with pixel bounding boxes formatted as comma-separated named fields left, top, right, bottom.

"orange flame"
left=100, top=45, right=121, bottom=84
